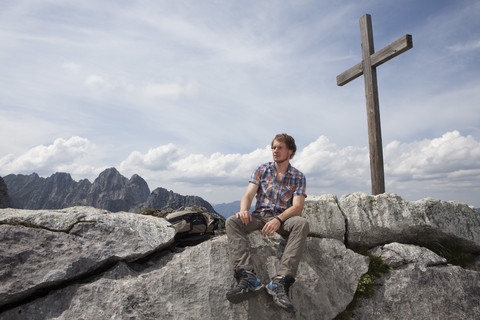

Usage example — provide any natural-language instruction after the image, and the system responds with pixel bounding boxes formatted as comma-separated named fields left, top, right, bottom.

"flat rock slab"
left=369, top=242, right=447, bottom=271
left=340, top=192, right=480, bottom=251
left=303, top=194, right=346, bottom=242
left=352, top=264, right=480, bottom=319
left=352, top=242, right=480, bottom=319
left=1, top=234, right=369, bottom=320
left=0, top=206, right=175, bottom=309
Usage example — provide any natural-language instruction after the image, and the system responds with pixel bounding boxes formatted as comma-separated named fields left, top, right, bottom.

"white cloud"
left=119, top=144, right=183, bottom=172
left=117, top=131, right=480, bottom=203
left=80, top=71, right=197, bottom=101
left=141, top=80, right=198, bottom=99
left=83, top=74, right=115, bottom=93
left=1, top=132, right=480, bottom=207
left=119, top=144, right=272, bottom=185
left=1, top=1, right=479, bottom=207
left=0, top=136, right=97, bottom=177
left=84, top=75, right=108, bottom=87
left=170, top=147, right=272, bottom=181
left=448, top=39, right=480, bottom=53
left=385, top=131, right=480, bottom=179
left=294, top=136, right=369, bottom=183
left=62, top=62, right=81, bottom=74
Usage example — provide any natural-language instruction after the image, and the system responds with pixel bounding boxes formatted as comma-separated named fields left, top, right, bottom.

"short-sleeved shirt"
left=249, top=162, right=307, bottom=216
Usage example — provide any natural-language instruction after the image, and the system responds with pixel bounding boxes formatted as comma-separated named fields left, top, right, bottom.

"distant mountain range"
left=2, top=171, right=478, bottom=216
left=2, top=168, right=216, bottom=214
left=212, top=201, right=240, bottom=218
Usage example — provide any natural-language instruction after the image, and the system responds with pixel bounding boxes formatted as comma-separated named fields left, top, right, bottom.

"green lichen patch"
left=334, top=250, right=391, bottom=320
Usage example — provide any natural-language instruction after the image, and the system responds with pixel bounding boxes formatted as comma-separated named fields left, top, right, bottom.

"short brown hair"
left=271, top=133, right=297, bottom=159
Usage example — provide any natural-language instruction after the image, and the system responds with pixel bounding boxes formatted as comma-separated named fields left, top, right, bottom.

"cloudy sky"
left=1, top=0, right=479, bottom=208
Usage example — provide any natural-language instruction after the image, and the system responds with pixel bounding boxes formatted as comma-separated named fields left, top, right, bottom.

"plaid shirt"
left=250, top=162, right=307, bottom=216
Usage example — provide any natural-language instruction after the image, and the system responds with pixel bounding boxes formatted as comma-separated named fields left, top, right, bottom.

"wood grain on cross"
left=336, top=14, right=413, bottom=195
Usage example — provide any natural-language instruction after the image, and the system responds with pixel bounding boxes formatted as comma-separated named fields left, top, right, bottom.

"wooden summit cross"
left=336, top=14, right=412, bottom=195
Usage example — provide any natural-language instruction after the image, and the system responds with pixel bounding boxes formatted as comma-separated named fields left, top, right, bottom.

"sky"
left=1, top=0, right=479, bottom=208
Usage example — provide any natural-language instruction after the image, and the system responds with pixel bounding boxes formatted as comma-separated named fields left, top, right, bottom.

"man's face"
left=272, top=140, right=292, bottom=164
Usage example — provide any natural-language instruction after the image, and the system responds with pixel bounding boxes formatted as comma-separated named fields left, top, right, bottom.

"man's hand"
left=236, top=210, right=252, bottom=226
left=235, top=183, right=258, bottom=226
left=261, top=218, right=281, bottom=237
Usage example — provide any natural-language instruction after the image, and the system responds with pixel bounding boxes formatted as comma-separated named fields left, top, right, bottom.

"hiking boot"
left=266, top=275, right=296, bottom=312
left=226, top=269, right=264, bottom=303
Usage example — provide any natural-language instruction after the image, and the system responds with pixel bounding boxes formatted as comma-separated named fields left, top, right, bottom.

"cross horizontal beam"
left=336, top=34, right=413, bottom=86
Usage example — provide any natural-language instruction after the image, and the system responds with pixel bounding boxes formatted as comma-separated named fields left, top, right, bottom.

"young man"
left=225, top=133, right=309, bottom=312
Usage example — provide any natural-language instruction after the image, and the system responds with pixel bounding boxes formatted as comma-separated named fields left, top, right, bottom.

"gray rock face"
left=0, top=206, right=175, bottom=310
left=340, top=192, right=480, bottom=252
left=369, top=242, right=447, bottom=271
left=0, top=192, right=479, bottom=319
left=0, top=235, right=368, bottom=320
left=354, top=243, right=480, bottom=319
left=3, top=168, right=215, bottom=213
left=303, top=194, right=346, bottom=242
left=86, top=169, right=151, bottom=212
left=0, top=177, right=11, bottom=208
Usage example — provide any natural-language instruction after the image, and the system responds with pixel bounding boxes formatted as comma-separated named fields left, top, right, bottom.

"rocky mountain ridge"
left=213, top=200, right=240, bottom=218
left=3, top=168, right=215, bottom=213
left=0, top=177, right=11, bottom=209
left=0, top=192, right=478, bottom=319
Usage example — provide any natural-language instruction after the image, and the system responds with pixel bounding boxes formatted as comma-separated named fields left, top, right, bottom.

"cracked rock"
left=303, top=194, right=346, bottom=242
left=0, top=206, right=175, bottom=309
left=369, top=242, right=447, bottom=271
left=339, top=192, right=480, bottom=251
left=0, top=235, right=368, bottom=320
left=352, top=264, right=480, bottom=319
left=1, top=194, right=479, bottom=319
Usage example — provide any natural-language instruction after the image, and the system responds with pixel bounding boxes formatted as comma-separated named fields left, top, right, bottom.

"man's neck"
left=274, top=160, right=290, bottom=175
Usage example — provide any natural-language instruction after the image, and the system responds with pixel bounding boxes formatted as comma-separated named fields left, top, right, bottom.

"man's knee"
left=289, top=216, right=310, bottom=235
left=226, top=215, right=241, bottom=233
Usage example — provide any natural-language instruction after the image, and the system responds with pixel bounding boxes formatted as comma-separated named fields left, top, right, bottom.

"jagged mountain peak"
left=92, top=168, right=128, bottom=190
left=3, top=168, right=215, bottom=213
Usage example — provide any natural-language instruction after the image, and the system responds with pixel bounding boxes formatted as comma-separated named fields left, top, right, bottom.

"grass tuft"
left=334, top=250, right=391, bottom=320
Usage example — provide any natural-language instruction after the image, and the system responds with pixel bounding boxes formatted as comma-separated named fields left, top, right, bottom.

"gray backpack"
left=166, top=209, right=219, bottom=246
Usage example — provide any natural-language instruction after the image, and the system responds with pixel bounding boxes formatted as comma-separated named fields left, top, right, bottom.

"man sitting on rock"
left=225, top=133, right=309, bottom=312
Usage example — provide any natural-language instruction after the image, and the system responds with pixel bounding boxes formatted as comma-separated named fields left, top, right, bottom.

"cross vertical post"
left=336, top=14, right=413, bottom=195
left=360, top=14, right=384, bottom=195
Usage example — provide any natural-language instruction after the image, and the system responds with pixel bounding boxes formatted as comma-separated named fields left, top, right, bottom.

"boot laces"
left=277, top=278, right=291, bottom=296
left=235, top=270, right=255, bottom=290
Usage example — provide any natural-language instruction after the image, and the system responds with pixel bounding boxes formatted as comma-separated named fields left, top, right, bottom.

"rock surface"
left=354, top=243, right=480, bottom=319
left=0, top=206, right=175, bottom=311
left=0, top=192, right=479, bottom=319
left=339, top=193, right=480, bottom=252
left=3, top=168, right=215, bottom=213
left=0, top=235, right=368, bottom=320
left=303, top=194, right=346, bottom=242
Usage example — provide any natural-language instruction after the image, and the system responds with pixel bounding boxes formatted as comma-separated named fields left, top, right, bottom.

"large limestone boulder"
left=1, top=193, right=479, bottom=319
left=303, top=194, right=345, bottom=242
left=0, top=206, right=175, bottom=309
left=340, top=192, right=480, bottom=251
left=0, top=232, right=368, bottom=320
left=352, top=242, right=480, bottom=319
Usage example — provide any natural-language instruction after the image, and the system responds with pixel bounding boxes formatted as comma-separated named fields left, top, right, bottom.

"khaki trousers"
left=225, top=213, right=309, bottom=277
